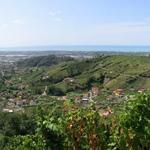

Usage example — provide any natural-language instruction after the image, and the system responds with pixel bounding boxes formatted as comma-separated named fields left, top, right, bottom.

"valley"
left=0, top=52, right=150, bottom=112
left=0, top=51, right=150, bottom=149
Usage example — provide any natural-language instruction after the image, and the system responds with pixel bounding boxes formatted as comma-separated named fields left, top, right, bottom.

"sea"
left=0, top=45, right=150, bottom=52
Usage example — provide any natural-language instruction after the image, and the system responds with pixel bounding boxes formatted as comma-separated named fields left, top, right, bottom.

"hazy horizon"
left=1, top=45, right=150, bottom=52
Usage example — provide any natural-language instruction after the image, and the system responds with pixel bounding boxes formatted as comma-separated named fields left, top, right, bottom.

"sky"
left=0, top=0, right=150, bottom=47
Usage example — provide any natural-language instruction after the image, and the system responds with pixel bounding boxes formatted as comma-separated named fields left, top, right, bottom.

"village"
left=2, top=76, right=147, bottom=113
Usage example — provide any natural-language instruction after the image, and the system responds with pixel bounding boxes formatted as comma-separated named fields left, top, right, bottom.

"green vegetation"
left=12, top=55, right=150, bottom=96
left=0, top=93, right=149, bottom=149
left=0, top=55, right=150, bottom=149
left=16, top=55, right=74, bottom=67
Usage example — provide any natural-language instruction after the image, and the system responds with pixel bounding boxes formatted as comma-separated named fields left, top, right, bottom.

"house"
left=104, top=77, right=110, bottom=84
left=82, top=96, right=89, bottom=103
left=138, top=88, right=145, bottom=93
left=75, top=96, right=81, bottom=103
left=3, top=109, right=13, bottom=113
left=42, top=86, right=48, bottom=96
left=113, top=89, right=124, bottom=96
left=22, top=99, right=28, bottom=105
left=19, top=84, right=26, bottom=90
left=7, top=102, right=15, bottom=108
left=63, top=77, right=74, bottom=83
left=83, top=93, right=89, bottom=97
left=62, top=96, right=68, bottom=101
left=4, top=80, right=13, bottom=86
left=14, top=107, right=24, bottom=112
left=9, top=98, right=15, bottom=102
left=17, top=92, right=24, bottom=98
left=15, top=101, right=24, bottom=107
left=107, top=95, right=114, bottom=101
left=42, top=75, right=49, bottom=80
left=42, top=91, right=47, bottom=96
left=129, top=88, right=136, bottom=92
left=30, top=100, right=36, bottom=106
left=88, top=90, right=93, bottom=99
left=100, top=108, right=112, bottom=117
left=91, top=86, right=99, bottom=97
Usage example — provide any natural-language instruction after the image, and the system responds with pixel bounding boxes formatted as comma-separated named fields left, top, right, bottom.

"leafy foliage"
left=0, top=93, right=150, bottom=149
left=7, top=134, right=45, bottom=150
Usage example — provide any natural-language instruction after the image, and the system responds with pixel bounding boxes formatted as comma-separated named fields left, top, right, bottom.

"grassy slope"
left=13, top=55, right=150, bottom=93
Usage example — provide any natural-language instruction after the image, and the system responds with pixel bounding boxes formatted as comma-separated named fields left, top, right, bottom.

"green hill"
left=12, top=55, right=150, bottom=95
left=16, top=55, right=74, bottom=67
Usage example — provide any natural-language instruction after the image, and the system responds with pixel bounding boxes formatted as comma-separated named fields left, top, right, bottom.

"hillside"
left=1, top=54, right=150, bottom=150
left=16, top=55, right=74, bottom=67
left=12, top=55, right=150, bottom=95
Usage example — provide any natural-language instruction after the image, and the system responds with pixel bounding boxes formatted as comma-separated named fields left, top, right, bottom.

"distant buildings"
left=74, top=86, right=100, bottom=104
left=3, top=97, right=30, bottom=113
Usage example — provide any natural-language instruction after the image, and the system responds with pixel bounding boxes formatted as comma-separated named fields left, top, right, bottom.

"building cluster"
left=58, top=87, right=147, bottom=104
left=3, top=98, right=27, bottom=113
left=57, top=86, right=100, bottom=103
left=68, top=86, right=100, bottom=103
left=2, top=94, right=36, bottom=113
left=107, top=88, right=146, bottom=101
left=2, top=74, right=147, bottom=114
left=79, top=86, right=100, bottom=103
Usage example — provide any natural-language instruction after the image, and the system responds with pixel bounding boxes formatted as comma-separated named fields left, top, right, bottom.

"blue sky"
left=0, top=0, right=150, bottom=46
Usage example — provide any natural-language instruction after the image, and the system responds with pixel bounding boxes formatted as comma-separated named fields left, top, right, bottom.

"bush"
left=6, top=134, right=45, bottom=150
left=2, top=94, right=150, bottom=150
left=48, top=86, right=64, bottom=96
left=109, top=94, right=150, bottom=150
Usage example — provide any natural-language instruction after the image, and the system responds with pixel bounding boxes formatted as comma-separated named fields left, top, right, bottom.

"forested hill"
left=16, top=55, right=74, bottom=67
